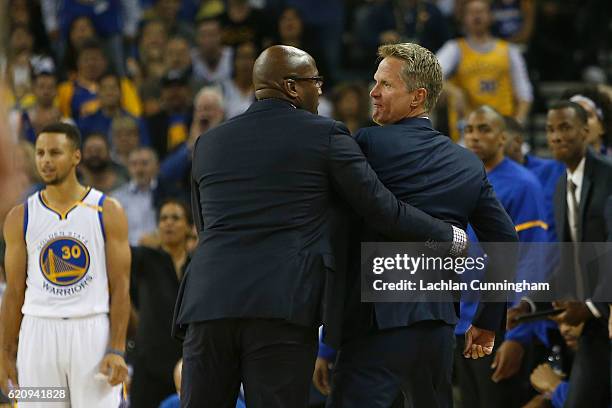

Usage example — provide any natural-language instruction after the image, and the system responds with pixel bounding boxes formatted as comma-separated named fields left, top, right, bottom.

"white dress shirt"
left=566, top=157, right=585, bottom=242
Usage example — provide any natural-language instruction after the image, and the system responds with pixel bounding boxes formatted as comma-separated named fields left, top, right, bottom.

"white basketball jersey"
left=22, top=187, right=110, bottom=318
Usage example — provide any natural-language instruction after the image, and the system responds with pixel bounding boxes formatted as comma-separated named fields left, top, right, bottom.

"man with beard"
left=79, top=133, right=128, bottom=193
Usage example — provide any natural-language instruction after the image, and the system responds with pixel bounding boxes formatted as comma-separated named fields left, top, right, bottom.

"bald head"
left=253, top=45, right=321, bottom=113
left=469, top=105, right=506, bottom=132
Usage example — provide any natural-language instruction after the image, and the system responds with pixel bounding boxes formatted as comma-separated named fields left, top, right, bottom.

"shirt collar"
left=566, top=156, right=585, bottom=188
left=128, top=178, right=158, bottom=193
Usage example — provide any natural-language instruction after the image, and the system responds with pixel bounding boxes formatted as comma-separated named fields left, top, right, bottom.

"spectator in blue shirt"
left=503, top=115, right=566, bottom=242
left=110, top=116, right=143, bottom=168
left=78, top=72, right=150, bottom=146
left=525, top=322, right=584, bottom=408
left=41, top=0, right=141, bottom=75
left=457, top=106, right=550, bottom=407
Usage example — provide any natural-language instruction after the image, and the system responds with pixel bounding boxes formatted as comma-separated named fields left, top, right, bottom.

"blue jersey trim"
left=98, top=194, right=107, bottom=241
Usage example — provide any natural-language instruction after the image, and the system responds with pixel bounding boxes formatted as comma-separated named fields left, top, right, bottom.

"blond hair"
left=377, top=43, right=443, bottom=112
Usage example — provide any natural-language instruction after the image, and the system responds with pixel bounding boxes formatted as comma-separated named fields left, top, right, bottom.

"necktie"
left=567, top=179, right=580, bottom=240
left=567, top=179, right=584, bottom=298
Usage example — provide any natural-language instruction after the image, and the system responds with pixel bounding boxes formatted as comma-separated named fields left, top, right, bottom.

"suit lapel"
left=578, top=153, right=594, bottom=241
left=554, top=175, right=568, bottom=241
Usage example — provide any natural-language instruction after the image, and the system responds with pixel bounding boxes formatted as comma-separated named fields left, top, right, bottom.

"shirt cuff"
left=520, top=296, right=536, bottom=313
left=449, top=225, right=468, bottom=256
left=585, top=299, right=602, bottom=318
left=318, top=341, right=337, bottom=361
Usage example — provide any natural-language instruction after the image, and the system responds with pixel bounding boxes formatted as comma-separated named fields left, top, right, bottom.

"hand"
left=530, top=363, right=562, bottom=394
left=99, top=353, right=128, bottom=386
left=0, top=353, right=18, bottom=396
left=553, top=301, right=592, bottom=326
left=312, top=357, right=331, bottom=396
left=506, top=301, right=530, bottom=330
left=491, top=340, right=524, bottom=382
left=464, top=325, right=495, bottom=359
left=521, top=394, right=548, bottom=408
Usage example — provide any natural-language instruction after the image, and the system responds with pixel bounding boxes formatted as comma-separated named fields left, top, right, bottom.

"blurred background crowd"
left=0, top=0, right=612, bottom=407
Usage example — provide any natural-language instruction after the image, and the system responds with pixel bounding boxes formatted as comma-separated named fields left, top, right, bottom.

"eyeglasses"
left=285, top=76, right=324, bottom=88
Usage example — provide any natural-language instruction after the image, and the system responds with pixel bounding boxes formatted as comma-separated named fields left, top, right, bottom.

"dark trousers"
left=327, top=321, right=455, bottom=408
left=565, top=321, right=610, bottom=408
left=181, top=318, right=318, bottom=408
left=454, top=334, right=537, bottom=408
left=130, top=361, right=176, bottom=408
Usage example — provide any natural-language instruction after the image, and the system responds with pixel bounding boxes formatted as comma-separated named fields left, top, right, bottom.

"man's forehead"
left=547, top=108, right=576, bottom=122
left=36, top=132, right=70, bottom=145
left=468, top=112, right=496, bottom=126
left=375, top=58, right=403, bottom=77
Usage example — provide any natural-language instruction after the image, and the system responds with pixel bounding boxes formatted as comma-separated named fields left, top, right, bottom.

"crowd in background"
left=1, top=0, right=612, bottom=407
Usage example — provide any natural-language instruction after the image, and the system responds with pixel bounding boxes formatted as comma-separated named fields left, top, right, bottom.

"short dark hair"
left=158, top=198, right=193, bottom=226
left=562, top=85, right=612, bottom=143
left=83, top=132, right=110, bottom=148
left=78, top=39, right=105, bottom=58
left=503, top=115, right=523, bottom=135
left=37, top=122, right=82, bottom=149
left=548, top=100, right=588, bottom=125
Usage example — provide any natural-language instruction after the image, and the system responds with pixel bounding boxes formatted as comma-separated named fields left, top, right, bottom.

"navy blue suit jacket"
left=348, top=117, right=518, bottom=335
left=172, top=100, right=457, bottom=347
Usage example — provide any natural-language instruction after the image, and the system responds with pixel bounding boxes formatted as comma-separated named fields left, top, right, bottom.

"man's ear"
left=579, top=124, right=589, bottom=144
left=499, top=130, right=507, bottom=147
left=74, top=148, right=81, bottom=165
left=412, top=88, right=428, bottom=107
left=284, top=79, right=299, bottom=98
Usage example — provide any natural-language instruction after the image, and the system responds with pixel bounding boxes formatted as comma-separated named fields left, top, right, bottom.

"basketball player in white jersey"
left=0, top=122, right=131, bottom=407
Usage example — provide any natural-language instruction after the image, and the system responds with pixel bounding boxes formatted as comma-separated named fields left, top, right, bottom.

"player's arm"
left=509, top=45, right=533, bottom=123
left=0, top=205, right=26, bottom=393
left=100, top=198, right=130, bottom=386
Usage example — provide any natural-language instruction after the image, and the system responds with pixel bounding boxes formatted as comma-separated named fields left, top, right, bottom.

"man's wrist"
left=105, top=348, right=125, bottom=358
left=519, top=297, right=536, bottom=313
left=2, top=344, right=17, bottom=357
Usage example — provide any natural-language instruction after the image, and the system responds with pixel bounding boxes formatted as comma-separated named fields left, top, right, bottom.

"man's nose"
left=370, top=85, right=379, bottom=98
left=547, top=131, right=559, bottom=142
